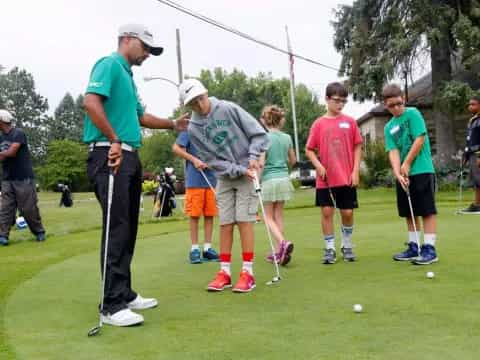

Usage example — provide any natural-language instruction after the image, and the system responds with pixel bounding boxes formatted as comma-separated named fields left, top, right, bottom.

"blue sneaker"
left=36, top=232, right=46, bottom=242
left=202, top=248, right=220, bottom=262
left=189, top=248, right=202, bottom=264
left=412, top=244, right=438, bottom=265
left=0, top=236, right=8, bottom=246
left=393, top=242, right=419, bottom=261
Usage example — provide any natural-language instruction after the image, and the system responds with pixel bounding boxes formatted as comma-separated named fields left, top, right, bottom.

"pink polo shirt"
left=306, top=114, right=362, bottom=189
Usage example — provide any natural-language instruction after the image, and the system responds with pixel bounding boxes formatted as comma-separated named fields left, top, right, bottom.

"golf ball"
left=426, top=271, right=435, bottom=279
left=353, top=304, right=363, bottom=313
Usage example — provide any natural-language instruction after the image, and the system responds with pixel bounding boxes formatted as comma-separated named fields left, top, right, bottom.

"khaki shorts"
left=216, top=176, right=258, bottom=225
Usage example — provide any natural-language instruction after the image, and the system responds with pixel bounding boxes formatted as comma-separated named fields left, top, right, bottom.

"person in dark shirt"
left=0, top=109, right=45, bottom=246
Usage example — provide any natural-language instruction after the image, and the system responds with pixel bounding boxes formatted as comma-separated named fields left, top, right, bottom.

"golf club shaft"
left=253, top=174, right=281, bottom=279
left=405, top=187, right=421, bottom=255
left=199, top=169, right=216, bottom=197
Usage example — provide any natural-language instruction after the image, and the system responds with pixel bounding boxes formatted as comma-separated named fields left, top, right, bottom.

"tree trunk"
left=430, top=1, right=457, bottom=166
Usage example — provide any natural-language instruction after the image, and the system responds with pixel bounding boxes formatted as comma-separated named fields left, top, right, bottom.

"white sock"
left=191, top=244, right=200, bottom=251
left=220, top=262, right=231, bottom=275
left=408, top=231, right=420, bottom=244
left=424, top=233, right=436, bottom=246
left=242, top=261, right=253, bottom=275
left=341, top=225, right=353, bottom=248
left=203, top=243, right=211, bottom=251
left=324, top=234, right=335, bottom=250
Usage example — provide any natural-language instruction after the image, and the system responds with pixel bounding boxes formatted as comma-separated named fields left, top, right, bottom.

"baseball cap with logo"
left=0, top=110, right=13, bottom=123
left=178, top=79, right=208, bottom=106
left=118, top=24, right=164, bottom=56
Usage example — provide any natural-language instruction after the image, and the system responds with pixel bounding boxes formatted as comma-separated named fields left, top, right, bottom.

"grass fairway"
left=1, top=188, right=479, bottom=359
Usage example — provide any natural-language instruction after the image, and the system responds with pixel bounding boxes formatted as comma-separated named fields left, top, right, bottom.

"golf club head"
left=87, top=326, right=101, bottom=337
left=266, top=276, right=281, bottom=286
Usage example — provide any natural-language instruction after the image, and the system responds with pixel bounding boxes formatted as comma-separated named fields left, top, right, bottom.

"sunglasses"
left=386, top=101, right=404, bottom=109
left=328, top=97, right=348, bottom=104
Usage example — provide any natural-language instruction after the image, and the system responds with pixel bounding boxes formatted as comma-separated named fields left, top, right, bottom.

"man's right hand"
left=108, top=143, right=123, bottom=174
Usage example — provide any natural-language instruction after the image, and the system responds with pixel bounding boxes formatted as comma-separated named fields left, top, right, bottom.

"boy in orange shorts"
left=173, top=131, right=220, bottom=263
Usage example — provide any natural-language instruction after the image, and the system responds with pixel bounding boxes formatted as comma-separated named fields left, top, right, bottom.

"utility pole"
left=285, top=26, right=300, bottom=161
left=176, top=28, right=183, bottom=87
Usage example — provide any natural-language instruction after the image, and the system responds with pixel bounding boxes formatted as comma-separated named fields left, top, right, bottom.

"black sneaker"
left=459, top=203, right=480, bottom=214
left=0, top=236, right=8, bottom=246
left=323, top=248, right=336, bottom=264
left=393, top=242, right=419, bottom=261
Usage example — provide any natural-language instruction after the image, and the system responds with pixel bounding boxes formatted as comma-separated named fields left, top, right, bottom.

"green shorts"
left=216, top=176, right=258, bottom=225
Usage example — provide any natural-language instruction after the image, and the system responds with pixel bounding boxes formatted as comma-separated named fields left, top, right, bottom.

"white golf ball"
left=353, top=304, right=363, bottom=313
left=426, top=271, right=435, bottom=279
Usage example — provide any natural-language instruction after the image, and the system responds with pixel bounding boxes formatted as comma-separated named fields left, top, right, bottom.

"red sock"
left=242, top=252, right=254, bottom=262
left=220, top=253, right=231, bottom=263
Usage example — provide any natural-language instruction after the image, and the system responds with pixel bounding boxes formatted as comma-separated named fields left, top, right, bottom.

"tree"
left=139, top=132, right=184, bottom=178
left=332, top=0, right=480, bottom=163
left=186, top=68, right=326, bottom=157
left=46, top=92, right=84, bottom=142
left=0, top=66, right=50, bottom=161
left=36, top=140, right=89, bottom=191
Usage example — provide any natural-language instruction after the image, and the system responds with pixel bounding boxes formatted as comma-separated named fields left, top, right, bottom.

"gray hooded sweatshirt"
left=187, top=97, right=269, bottom=179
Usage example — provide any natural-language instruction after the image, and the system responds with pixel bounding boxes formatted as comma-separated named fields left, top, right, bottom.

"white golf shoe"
left=127, top=294, right=158, bottom=310
left=101, top=308, right=144, bottom=327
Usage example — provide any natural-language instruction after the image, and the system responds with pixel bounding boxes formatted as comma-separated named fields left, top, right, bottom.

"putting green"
left=4, top=204, right=480, bottom=359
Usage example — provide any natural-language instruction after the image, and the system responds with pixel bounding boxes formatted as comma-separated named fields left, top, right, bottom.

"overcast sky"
left=0, top=0, right=373, bottom=119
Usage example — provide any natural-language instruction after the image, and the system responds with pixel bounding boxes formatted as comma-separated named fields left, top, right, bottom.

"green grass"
left=1, top=188, right=479, bottom=359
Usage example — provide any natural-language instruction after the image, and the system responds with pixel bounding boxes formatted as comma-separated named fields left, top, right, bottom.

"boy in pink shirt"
left=305, top=82, right=362, bottom=264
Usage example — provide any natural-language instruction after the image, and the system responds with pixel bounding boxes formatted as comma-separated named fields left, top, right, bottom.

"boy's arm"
left=171, top=143, right=208, bottom=170
left=208, top=159, right=248, bottom=179
left=288, top=148, right=297, bottom=167
left=305, top=148, right=326, bottom=179
left=389, top=149, right=409, bottom=190
left=351, top=143, right=362, bottom=187
left=400, top=135, right=425, bottom=177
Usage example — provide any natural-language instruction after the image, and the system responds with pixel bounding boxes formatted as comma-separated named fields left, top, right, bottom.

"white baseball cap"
left=118, top=24, right=163, bottom=56
left=0, top=109, right=13, bottom=123
left=178, top=79, right=208, bottom=106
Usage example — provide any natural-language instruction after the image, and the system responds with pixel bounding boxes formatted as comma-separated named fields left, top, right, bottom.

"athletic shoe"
left=393, top=242, right=419, bottom=261
left=127, top=294, right=158, bottom=310
left=0, top=236, right=8, bottom=246
left=232, top=271, right=256, bottom=293
left=207, top=270, right=232, bottom=291
left=279, top=240, right=294, bottom=265
left=412, top=244, right=438, bottom=265
left=323, top=248, right=336, bottom=264
left=202, top=248, right=220, bottom=262
left=265, top=252, right=281, bottom=264
left=460, top=203, right=480, bottom=214
left=101, top=308, right=144, bottom=327
left=341, top=247, right=356, bottom=262
left=189, top=248, right=202, bottom=264
left=36, top=232, right=46, bottom=242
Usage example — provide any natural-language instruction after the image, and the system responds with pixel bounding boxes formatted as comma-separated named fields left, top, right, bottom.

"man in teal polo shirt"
left=83, top=23, right=188, bottom=327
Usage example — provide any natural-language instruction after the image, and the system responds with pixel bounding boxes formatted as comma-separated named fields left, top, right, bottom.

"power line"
left=155, top=0, right=339, bottom=72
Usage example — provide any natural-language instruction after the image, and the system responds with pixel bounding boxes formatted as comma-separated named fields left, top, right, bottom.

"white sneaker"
left=127, top=294, right=158, bottom=310
left=101, top=308, right=144, bottom=327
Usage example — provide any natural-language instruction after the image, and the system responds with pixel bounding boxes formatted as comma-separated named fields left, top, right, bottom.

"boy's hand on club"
left=248, top=159, right=260, bottom=171
left=395, top=172, right=409, bottom=191
left=400, top=162, right=411, bottom=177
left=315, top=164, right=327, bottom=180
left=108, top=143, right=123, bottom=174
left=245, top=168, right=257, bottom=180
left=174, top=113, right=190, bottom=131
left=193, top=158, right=208, bottom=170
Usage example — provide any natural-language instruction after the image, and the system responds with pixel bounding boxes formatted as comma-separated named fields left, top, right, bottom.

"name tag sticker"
left=390, top=125, right=400, bottom=135
left=339, top=122, right=350, bottom=129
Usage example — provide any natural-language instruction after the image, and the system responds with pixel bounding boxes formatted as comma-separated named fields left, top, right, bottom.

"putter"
left=404, top=185, right=422, bottom=257
left=199, top=168, right=217, bottom=248
left=253, top=174, right=281, bottom=285
left=455, top=158, right=464, bottom=215
left=88, top=171, right=114, bottom=337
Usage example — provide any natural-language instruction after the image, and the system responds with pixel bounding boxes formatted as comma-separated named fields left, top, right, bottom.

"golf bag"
left=152, top=172, right=176, bottom=217
left=58, top=184, right=73, bottom=207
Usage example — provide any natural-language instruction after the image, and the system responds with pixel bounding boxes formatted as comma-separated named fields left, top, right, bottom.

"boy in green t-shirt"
left=382, top=84, right=438, bottom=265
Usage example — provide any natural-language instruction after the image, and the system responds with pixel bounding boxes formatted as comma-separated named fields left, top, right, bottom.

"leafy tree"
left=139, top=131, right=184, bottom=178
left=332, top=0, right=480, bottom=163
left=0, top=66, right=49, bottom=161
left=36, top=140, right=89, bottom=191
left=47, top=92, right=84, bottom=142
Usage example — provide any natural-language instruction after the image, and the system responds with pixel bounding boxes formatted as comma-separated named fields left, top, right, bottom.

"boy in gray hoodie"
left=179, top=79, right=269, bottom=293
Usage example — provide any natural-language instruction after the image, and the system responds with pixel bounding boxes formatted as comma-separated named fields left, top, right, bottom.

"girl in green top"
left=260, top=105, right=297, bottom=266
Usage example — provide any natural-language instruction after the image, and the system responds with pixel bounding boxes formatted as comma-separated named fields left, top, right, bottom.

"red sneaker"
left=206, top=270, right=232, bottom=291
left=232, top=271, right=256, bottom=293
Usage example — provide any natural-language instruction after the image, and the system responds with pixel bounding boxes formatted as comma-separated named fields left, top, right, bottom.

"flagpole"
left=285, top=25, right=300, bottom=161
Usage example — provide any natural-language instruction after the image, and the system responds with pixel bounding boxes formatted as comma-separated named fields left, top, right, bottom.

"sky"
left=0, top=0, right=373, bottom=119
